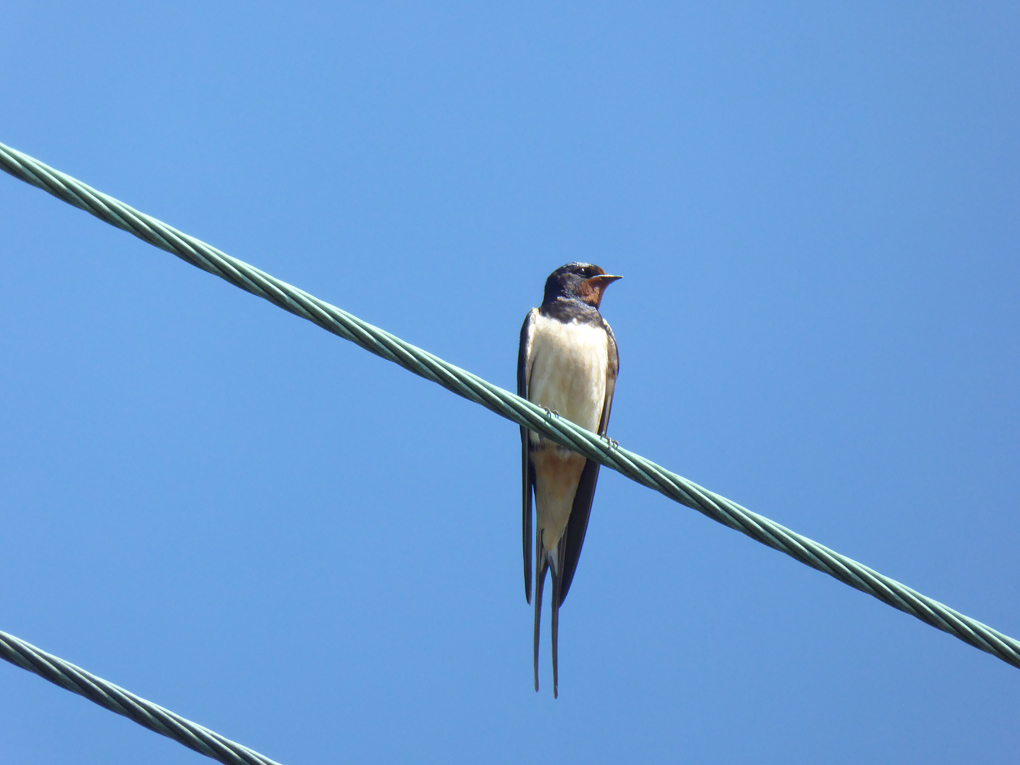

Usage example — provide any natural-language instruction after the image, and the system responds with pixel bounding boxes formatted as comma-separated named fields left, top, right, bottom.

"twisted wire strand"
left=0, top=630, right=283, bottom=765
left=2, top=139, right=1018, bottom=681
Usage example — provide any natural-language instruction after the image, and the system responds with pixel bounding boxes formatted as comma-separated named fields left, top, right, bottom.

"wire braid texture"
left=2, top=139, right=1018, bottom=691
left=0, top=630, right=283, bottom=765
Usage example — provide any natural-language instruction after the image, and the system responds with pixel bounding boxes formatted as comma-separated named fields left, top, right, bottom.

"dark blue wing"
left=518, top=308, right=538, bottom=604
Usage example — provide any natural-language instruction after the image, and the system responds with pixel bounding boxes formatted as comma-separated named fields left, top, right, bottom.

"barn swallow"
left=518, top=262, right=621, bottom=697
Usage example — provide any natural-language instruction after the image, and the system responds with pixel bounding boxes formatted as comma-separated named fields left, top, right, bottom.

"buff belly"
left=526, top=314, right=608, bottom=554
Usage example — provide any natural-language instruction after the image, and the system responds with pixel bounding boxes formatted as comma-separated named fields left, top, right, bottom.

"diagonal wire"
left=2, top=139, right=1019, bottom=694
left=0, top=630, right=283, bottom=765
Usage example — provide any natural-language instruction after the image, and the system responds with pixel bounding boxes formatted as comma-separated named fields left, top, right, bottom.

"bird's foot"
left=541, top=406, right=560, bottom=418
left=602, top=434, right=619, bottom=449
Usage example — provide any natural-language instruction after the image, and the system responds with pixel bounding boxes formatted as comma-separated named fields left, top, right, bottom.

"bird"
left=518, top=262, right=621, bottom=697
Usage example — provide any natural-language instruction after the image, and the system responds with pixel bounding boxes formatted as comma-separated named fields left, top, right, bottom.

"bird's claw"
left=541, top=406, right=560, bottom=418
left=602, top=435, right=619, bottom=449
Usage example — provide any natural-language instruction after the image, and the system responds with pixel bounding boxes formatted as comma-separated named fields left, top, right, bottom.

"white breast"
left=527, top=313, right=608, bottom=437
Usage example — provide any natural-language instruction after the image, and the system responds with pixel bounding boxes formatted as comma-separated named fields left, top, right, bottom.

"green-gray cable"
left=2, top=139, right=1018, bottom=686
left=0, top=629, right=282, bottom=765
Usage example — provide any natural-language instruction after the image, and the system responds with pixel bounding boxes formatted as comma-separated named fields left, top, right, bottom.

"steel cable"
left=0, top=630, right=283, bottom=765
left=2, top=140, right=1017, bottom=714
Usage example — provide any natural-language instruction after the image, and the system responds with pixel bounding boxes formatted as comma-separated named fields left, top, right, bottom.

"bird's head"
left=543, top=262, right=622, bottom=309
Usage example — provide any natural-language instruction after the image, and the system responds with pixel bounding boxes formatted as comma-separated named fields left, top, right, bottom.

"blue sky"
left=2, top=2, right=1018, bottom=762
